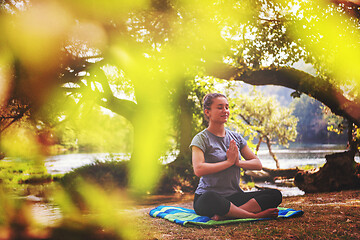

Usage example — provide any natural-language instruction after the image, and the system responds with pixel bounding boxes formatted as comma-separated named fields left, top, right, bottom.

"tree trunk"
left=244, top=167, right=299, bottom=182
left=255, top=136, right=262, bottom=154
left=265, top=136, right=280, bottom=169
left=262, top=167, right=299, bottom=179
left=176, top=80, right=193, bottom=167
left=347, top=122, right=360, bottom=156
left=294, top=151, right=360, bottom=193
left=155, top=81, right=198, bottom=194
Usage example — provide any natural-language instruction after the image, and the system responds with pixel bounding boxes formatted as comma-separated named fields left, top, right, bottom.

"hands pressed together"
left=192, top=138, right=262, bottom=177
left=226, top=140, right=242, bottom=167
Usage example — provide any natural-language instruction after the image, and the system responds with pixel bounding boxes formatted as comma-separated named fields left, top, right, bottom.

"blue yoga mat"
left=149, top=205, right=304, bottom=226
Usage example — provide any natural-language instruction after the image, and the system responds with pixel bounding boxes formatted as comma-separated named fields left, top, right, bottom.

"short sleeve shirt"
left=190, top=128, right=247, bottom=197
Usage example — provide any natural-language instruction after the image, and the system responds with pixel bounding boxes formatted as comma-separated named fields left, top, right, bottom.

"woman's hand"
left=226, top=140, right=239, bottom=165
left=192, top=146, right=235, bottom=177
left=236, top=145, right=262, bottom=170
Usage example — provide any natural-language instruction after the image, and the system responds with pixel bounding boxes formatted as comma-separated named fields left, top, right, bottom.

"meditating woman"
left=190, top=93, right=282, bottom=220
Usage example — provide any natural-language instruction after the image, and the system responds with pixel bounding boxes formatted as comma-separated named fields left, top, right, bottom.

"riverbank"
left=133, top=190, right=360, bottom=239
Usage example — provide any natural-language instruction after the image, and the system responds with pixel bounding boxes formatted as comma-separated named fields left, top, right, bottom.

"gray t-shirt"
left=190, top=128, right=247, bottom=197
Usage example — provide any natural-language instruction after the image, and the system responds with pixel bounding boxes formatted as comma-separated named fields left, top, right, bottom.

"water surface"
left=45, top=144, right=359, bottom=174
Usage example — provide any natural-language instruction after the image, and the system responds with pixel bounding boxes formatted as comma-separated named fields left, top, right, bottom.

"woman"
left=190, top=93, right=282, bottom=220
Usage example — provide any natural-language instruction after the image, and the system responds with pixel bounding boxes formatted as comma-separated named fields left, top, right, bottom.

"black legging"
left=193, top=189, right=282, bottom=217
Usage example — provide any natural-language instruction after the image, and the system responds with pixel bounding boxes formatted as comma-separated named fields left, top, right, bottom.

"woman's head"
left=202, top=93, right=228, bottom=123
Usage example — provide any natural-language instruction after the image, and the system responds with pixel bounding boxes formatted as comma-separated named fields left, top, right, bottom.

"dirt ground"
left=132, top=190, right=360, bottom=240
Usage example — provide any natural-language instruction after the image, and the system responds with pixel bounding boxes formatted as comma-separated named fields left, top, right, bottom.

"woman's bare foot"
left=255, top=208, right=279, bottom=219
left=211, top=214, right=225, bottom=221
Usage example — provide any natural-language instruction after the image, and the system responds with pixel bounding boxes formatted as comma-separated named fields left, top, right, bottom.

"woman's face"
left=205, top=97, right=229, bottom=124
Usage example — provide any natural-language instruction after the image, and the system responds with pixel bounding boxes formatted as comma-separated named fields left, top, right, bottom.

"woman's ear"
left=204, top=109, right=210, bottom=117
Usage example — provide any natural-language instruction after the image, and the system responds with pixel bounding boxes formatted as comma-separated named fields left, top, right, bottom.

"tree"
left=233, top=89, right=298, bottom=169
left=1, top=0, right=360, bottom=195
left=0, top=0, right=238, bottom=194
left=206, top=0, right=360, bottom=138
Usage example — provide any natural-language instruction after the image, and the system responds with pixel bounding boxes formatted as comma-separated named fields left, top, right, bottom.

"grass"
left=0, top=159, right=62, bottom=198
left=0, top=159, right=359, bottom=239
left=133, top=190, right=360, bottom=239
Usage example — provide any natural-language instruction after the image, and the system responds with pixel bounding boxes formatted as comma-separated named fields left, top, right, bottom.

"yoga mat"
left=149, top=205, right=304, bottom=226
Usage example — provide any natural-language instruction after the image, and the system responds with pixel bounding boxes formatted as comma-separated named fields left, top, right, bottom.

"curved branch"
left=98, top=96, right=137, bottom=123
left=207, top=62, right=360, bottom=126
left=95, top=94, right=137, bottom=125
left=91, top=69, right=137, bottom=123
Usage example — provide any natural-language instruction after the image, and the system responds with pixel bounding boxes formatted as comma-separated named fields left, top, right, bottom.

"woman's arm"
left=192, top=145, right=236, bottom=177
left=236, top=145, right=262, bottom=170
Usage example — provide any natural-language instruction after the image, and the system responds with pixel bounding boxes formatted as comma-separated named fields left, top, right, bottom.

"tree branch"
left=206, top=62, right=360, bottom=126
left=0, top=105, right=31, bottom=133
left=97, top=96, right=137, bottom=123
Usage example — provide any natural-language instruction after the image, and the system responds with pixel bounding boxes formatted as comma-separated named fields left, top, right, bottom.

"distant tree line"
left=291, top=95, right=347, bottom=144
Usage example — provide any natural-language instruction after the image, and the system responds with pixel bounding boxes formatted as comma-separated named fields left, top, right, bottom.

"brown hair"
left=202, top=93, right=227, bottom=122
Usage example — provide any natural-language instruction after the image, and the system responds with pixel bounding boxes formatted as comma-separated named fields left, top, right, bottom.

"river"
left=256, top=143, right=357, bottom=169
left=44, top=144, right=359, bottom=197
left=45, top=144, right=355, bottom=174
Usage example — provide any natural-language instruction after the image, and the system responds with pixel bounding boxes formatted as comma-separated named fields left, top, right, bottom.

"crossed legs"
left=193, top=189, right=282, bottom=220
left=217, top=198, right=279, bottom=220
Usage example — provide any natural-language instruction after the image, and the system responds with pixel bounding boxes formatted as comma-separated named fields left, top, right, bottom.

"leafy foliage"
left=237, top=89, right=297, bottom=146
left=291, top=95, right=347, bottom=143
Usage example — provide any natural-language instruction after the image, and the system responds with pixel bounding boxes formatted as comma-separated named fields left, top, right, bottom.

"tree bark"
left=294, top=151, right=360, bottom=193
left=244, top=167, right=299, bottom=182
left=176, top=80, right=193, bottom=166
left=262, top=167, right=299, bottom=179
